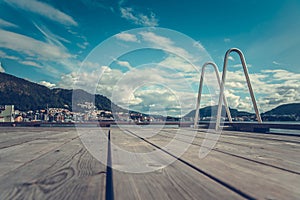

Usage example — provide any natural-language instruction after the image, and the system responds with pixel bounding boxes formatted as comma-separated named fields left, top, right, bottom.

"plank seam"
left=126, top=129, right=256, bottom=200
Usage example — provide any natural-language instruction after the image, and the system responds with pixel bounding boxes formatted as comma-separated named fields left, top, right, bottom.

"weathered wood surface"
left=160, top=129, right=300, bottom=174
left=0, top=126, right=299, bottom=200
left=110, top=129, right=243, bottom=200
left=146, top=128, right=300, bottom=199
left=0, top=127, right=106, bottom=200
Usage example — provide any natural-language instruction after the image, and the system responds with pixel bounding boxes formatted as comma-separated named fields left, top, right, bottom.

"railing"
left=194, top=62, right=232, bottom=128
left=215, top=48, right=262, bottom=130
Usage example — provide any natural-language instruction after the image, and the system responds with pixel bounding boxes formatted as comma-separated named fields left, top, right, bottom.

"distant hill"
left=185, top=103, right=300, bottom=121
left=0, top=72, right=123, bottom=112
left=261, top=103, right=300, bottom=121
left=262, top=103, right=300, bottom=116
left=1, top=72, right=300, bottom=119
left=184, top=105, right=254, bottom=119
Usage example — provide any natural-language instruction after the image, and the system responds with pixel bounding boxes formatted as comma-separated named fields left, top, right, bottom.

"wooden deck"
left=0, top=127, right=299, bottom=199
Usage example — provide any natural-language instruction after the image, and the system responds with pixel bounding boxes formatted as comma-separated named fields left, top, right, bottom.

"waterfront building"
left=0, top=105, right=15, bottom=122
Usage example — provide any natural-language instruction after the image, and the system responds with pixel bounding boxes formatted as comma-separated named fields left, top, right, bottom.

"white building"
left=0, top=105, right=15, bottom=122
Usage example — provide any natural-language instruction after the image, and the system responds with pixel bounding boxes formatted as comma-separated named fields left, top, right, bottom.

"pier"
left=0, top=48, right=298, bottom=199
left=0, top=126, right=299, bottom=199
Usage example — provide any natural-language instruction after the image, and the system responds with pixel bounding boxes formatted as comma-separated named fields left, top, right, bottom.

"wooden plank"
left=160, top=128, right=300, bottom=173
left=143, top=128, right=300, bottom=199
left=0, top=129, right=106, bottom=200
left=109, top=128, right=244, bottom=200
left=1, top=126, right=299, bottom=199
left=0, top=127, right=77, bottom=149
left=0, top=128, right=80, bottom=176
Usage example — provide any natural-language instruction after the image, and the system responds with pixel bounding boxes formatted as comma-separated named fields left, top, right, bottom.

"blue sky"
left=0, top=0, right=299, bottom=115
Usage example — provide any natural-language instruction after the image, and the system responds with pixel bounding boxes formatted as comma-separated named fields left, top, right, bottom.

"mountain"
left=185, top=103, right=300, bottom=121
left=184, top=105, right=254, bottom=119
left=262, top=103, right=300, bottom=116
left=1, top=72, right=300, bottom=119
left=261, top=103, right=300, bottom=121
left=0, top=72, right=123, bottom=112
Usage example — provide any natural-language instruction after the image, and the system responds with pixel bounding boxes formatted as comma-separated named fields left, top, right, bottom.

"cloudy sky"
left=0, top=0, right=299, bottom=116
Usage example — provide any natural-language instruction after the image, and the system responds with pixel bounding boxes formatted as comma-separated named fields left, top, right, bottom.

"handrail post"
left=194, top=65, right=205, bottom=128
left=194, top=62, right=232, bottom=128
left=216, top=48, right=262, bottom=131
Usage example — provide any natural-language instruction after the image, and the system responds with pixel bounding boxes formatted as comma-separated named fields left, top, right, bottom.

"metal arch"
left=216, top=48, right=262, bottom=130
left=194, top=62, right=233, bottom=128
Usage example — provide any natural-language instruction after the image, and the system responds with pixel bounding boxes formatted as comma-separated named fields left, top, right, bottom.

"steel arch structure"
left=215, top=48, right=262, bottom=130
left=194, top=62, right=232, bottom=128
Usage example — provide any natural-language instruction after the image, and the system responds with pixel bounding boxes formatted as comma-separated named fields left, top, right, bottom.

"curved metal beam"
left=216, top=48, right=262, bottom=130
left=194, top=62, right=232, bottom=128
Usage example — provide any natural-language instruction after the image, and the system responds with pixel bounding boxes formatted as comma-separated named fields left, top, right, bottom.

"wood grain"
left=0, top=128, right=106, bottom=200
left=0, top=127, right=299, bottom=199
left=110, top=129, right=244, bottom=200
left=144, top=128, right=300, bottom=199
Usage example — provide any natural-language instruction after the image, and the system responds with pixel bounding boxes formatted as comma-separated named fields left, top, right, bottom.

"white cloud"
left=108, top=67, right=198, bottom=116
left=158, top=54, right=197, bottom=73
left=223, top=68, right=300, bottom=112
left=224, top=38, right=231, bottom=43
left=4, top=0, right=77, bottom=26
left=232, top=63, right=252, bottom=68
left=0, top=50, right=19, bottom=60
left=115, top=60, right=133, bottom=70
left=34, top=23, right=70, bottom=45
left=76, top=41, right=89, bottom=49
left=262, top=69, right=300, bottom=82
left=128, top=86, right=184, bottom=116
left=0, top=62, right=5, bottom=73
left=115, top=32, right=139, bottom=42
left=272, top=61, right=281, bottom=65
left=228, top=56, right=235, bottom=61
left=39, top=81, right=56, bottom=88
left=83, top=42, right=89, bottom=46
left=76, top=43, right=86, bottom=49
left=58, top=43, right=212, bottom=117
left=58, top=61, right=300, bottom=115
left=0, top=29, right=71, bottom=61
left=120, top=7, right=158, bottom=27
left=0, top=28, right=78, bottom=76
left=224, top=90, right=242, bottom=109
left=139, top=31, right=172, bottom=45
left=80, top=61, right=100, bottom=69
left=0, top=18, right=18, bottom=28
left=58, top=66, right=123, bottom=95
left=19, top=61, right=43, bottom=68
left=193, top=41, right=205, bottom=51
left=139, top=31, right=192, bottom=60
left=258, top=69, right=300, bottom=110
left=191, top=69, right=300, bottom=113
left=59, top=60, right=210, bottom=117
